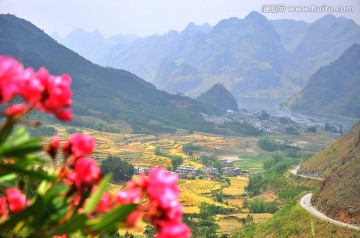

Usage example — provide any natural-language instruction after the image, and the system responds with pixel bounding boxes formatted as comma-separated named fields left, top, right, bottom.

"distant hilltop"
left=197, top=84, right=239, bottom=112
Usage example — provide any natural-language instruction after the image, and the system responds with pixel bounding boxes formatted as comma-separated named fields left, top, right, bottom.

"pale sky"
left=0, top=0, right=359, bottom=38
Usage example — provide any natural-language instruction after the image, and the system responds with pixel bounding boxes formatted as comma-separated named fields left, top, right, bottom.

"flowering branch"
left=0, top=56, right=191, bottom=237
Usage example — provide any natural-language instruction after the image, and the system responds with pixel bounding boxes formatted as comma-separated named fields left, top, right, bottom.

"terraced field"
left=178, top=179, right=224, bottom=212
left=54, top=125, right=261, bottom=170
left=39, top=122, right=338, bottom=237
left=50, top=125, right=332, bottom=236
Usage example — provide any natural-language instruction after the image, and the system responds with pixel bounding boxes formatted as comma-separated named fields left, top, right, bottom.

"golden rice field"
left=178, top=179, right=225, bottom=211
left=222, top=176, right=248, bottom=196
left=50, top=125, right=279, bottom=236
left=213, top=212, right=274, bottom=235
left=53, top=125, right=263, bottom=170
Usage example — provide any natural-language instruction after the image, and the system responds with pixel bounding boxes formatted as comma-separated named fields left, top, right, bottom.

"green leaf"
left=6, top=126, right=30, bottom=145
left=0, top=139, right=43, bottom=157
left=83, top=174, right=112, bottom=214
left=32, top=195, right=44, bottom=230
left=0, top=121, right=14, bottom=144
left=0, top=205, right=34, bottom=233
left=86, top=204, right=137, bottom=232
left=48, top=214, right=88, bottom=236
left=0, top=126, right=43, bottom=157
left=37, top=180, right=51, bottom=195
left=0, top=173, right=17, bottom=183
left=0, top=164, right=55, bottom=181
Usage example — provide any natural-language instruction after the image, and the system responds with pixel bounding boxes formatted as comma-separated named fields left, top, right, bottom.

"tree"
left=170, top=155, right=184, bottom=171
left=258, top=110, right=270, bottom=120
left=245, top=174, right=263, bottom=197
left=144, top=224, right=156, bottom=238
left=272, top=151, right=285, bottom=164
left=154, top=146, right=162, bottom=156
left=215, top=192, right=224, bottom=203
left=100, top=155, right=135, bottom=183
left=258, top=137, right=279, bottom=152
left=307, top=126, right=316, bottom=133
left=246, top=214, right=254, bottom=225
left=182, top=143, right=194, bottom=156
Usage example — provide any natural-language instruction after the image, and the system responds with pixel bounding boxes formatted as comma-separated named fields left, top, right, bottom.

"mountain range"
left=0, top=14, right=220, bottom=133
left=289, top=43, right=360, bottom=118
left=53, top=12, right=360, bottom=99
left=51, top=28, right=137, bottom=68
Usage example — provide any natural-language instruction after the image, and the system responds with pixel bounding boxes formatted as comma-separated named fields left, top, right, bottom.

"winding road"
left=300, top=193, right=360, bottom=231
left=290, top=165, right=323, bottom=181
left=291, top=166, right=360, bottom=231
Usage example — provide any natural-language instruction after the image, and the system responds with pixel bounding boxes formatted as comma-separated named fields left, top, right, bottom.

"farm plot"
left=222, top=176, right=248, bottom=196
left=178, top=180, right=226, bottom=210
left=233, top=155, right=270, bottom=172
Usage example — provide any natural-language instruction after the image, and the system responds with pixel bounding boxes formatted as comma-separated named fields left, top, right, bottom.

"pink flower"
left=53, top=235, right=68, bottom=238
left=5, top=188, right=26, bottom=213
left=147, top=168, right=180, bottom=208
left=156, top=221, right=191, bottom=238
left=35, top=67, right=73, bottom=121
left=0, top=56, right=23, bottom=103
left=116, top=181, right=143, bottom=204
left=5, top=104, right=27, bottom=116
left=96, top=192, right=113, bottom=213
left=0, top=196, right=9, bottom=219
left=163, top=201, right=183, bottom=221
left=18, top=67, right=43, bottom=104
left=124, top=209, right=141, bottom=228
left=68, top=133, right=95, bottom=159
left=54, top=109, right=73, bottom=121
left=69, top=158, right=101, bottom=188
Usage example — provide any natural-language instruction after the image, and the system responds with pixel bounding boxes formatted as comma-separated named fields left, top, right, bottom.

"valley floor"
left=49, top=123, right=338, bottom=237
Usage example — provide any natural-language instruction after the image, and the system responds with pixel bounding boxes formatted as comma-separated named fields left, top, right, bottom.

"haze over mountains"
left=51, top=29, right=137, bottom=68
left=0, top=14, right=221, bottom=133
left=290, top=44, right=360, bottom=118
left=53, top=11, right=360, bottom=99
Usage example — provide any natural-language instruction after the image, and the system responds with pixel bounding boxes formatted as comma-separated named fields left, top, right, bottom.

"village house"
left=202, top=167, right=219, bottom=175
left=220, top=159, right=234, bottom=166
left=175, top=165, right=200, bottom=176
left=221, top=167, right=244, bottom=176
left=134, top=166, right=151, bottom=175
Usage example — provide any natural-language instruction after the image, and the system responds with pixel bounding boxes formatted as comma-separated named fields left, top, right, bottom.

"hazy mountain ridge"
left=0, top=14, right=221, bottom=133
left=52, top=28, right=137, bottom=67
left=290, top=43, right=360, bottom=118
left=270, top=19, right=309, bottom=53
left=53, top=12, right=360, bottom=100
left=293, top=15, right=360, bottom=80
left=128, top=12, right=292, bottom=97
left=197, top=84, right=239, bottom=112
left=300, top=121, right=360, bottom=225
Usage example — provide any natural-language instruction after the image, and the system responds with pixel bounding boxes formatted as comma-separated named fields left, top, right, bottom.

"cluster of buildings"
left=175, top=164, right=247, bottom=179
left=134, top=164, right=247, bottom=179
left=201, top=110, right=308, bottom=134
